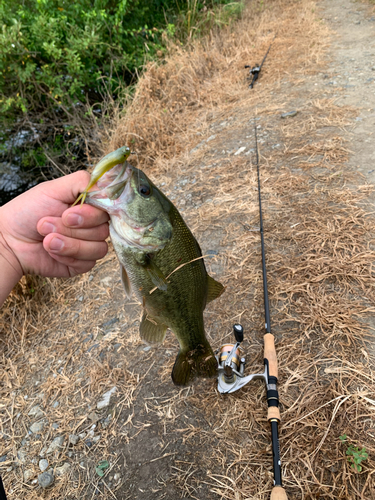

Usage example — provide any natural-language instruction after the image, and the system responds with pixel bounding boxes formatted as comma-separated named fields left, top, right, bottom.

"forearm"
left=0, top=234, right=23, bottom=307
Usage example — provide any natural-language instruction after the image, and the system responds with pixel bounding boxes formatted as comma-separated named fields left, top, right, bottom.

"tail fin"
left=171, top=342, right=218, bottom=386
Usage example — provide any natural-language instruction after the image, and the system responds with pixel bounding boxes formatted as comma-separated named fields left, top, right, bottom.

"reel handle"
left=270, top=485, right=288, bottom=500
left=233, top=324, right=244, bottom=343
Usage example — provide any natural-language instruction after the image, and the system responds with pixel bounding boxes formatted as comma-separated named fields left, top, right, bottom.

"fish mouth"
left=94, top=161, right=133, bottom=195
left=85, top=163, right=162, bottom=250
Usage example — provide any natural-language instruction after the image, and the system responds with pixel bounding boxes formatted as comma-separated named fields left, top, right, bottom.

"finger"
left=47, top=253, right=97, bottom=276
left=38, top=218, right=109, bottom=241
left=43, top=233, right=108, bottom=261
left=62, top=204, right=110, bottom=229
left=39, top=170, right=92, bottom=205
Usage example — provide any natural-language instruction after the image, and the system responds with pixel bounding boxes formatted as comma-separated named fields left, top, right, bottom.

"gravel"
left=38, top=471, right=54, bottom=488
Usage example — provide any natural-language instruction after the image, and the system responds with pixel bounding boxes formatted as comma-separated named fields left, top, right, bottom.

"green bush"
left=0, top=0, right=175, bottom=122
left=0, top=0, right=243, bottom=204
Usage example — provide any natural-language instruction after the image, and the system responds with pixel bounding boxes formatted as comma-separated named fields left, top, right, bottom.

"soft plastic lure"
left=73, top=146, right=131, bottom=206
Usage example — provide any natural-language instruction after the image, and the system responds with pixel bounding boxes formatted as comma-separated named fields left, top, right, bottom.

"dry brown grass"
left=1, top=0, right=375, bottom=498
left=101, top=0, right=330, bottom=171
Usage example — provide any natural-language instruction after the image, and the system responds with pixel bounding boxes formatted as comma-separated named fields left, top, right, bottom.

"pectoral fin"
left=206, top=275, right=225, bottom=303
left=145, top=260, right=168, bottom=291
left=140, top=312, right=167, bottom=345
left=121, top=266, right=132, bottom=299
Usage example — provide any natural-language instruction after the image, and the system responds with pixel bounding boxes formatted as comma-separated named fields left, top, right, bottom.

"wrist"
left=0, top=231, right=23, bottom=307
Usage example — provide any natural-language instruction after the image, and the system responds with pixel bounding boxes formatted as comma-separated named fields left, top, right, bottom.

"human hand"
left=0, top=171, right=109, bottom=284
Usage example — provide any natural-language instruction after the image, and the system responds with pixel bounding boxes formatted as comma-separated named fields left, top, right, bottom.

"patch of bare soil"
left=1, top=0, right=375, bottom=499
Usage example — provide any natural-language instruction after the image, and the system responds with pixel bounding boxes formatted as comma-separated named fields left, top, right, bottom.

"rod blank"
left=254, top=124, right=288, bottom=500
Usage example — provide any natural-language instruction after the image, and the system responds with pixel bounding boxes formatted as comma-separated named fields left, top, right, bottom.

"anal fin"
left=206, top=275, right=225, bottom=304
left=140, top=312, right=167, bottom=345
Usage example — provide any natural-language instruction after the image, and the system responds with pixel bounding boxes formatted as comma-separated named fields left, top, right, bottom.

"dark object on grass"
left=245, top=34, right=277, bottom=89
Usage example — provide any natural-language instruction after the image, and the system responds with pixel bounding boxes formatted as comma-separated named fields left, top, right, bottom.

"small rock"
left=281, top=110, right=298, bottom=119
left=93, top=435, right=101, bottom=443
left=28, top=405, right=44, bottom=419
left=30, top=421, right=44, bottom=434
left=85, top=439, right=93, bottom=448
left=143, top=346, right=152, bottom=352
left=24, top=469, right=34, bottom=482
left=52, top=401, right=59, bottom=408
left=39, top=459, right=49, bottom=472
left=234, top=146, right=246, bottom=156
left=0, top=455, right=7, bottom=463
left=17, top=448, right=28, bottom=464
left=114, top=473, right=120, bottom=481
left=97, top=387, right=117, bottom=410
left=101, top=415, right=112, bottom=429
left=6, top=467, right=12, bottom=472
left=113, top=343, right=121, bottom=352
left=52, top=423, right=59, bottom=430
left=78, top=432, right=86, bottom=439
left=78, top=296, right=84, bottom=301
left=88, top=412, right=100, bottom=423
left=69, top=434, right=79, bottom=445
left=46, top=436, right=64, bottom=454
left=55, top=463, right=71, bottom=476
left=38, top=471, right=54, bottom=488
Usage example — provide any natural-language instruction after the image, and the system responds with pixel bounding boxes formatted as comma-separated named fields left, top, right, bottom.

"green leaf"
left=95, top=460, right=109, bottom=477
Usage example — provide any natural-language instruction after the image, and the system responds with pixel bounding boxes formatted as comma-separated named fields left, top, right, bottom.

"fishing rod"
left=216, top=126, right=287, bottom=500
left=245, top=34, right=277, bottom=89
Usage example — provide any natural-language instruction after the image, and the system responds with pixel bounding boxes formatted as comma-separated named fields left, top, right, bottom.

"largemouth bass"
left=84, top=161, right=224, bottom=385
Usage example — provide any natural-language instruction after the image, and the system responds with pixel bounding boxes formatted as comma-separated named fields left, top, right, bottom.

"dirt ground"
left=1, top=0, right=375, bottom=499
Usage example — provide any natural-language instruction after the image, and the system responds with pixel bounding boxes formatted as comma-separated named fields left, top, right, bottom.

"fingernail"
left=66, top=213, right=83, bottom=227
left=49, top=237, right=64, bottom=252
left=40, top=221, right=56, bottom=234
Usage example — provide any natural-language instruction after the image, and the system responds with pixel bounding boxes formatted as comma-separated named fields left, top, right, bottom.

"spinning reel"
left=217, top=324, right=268, bottom=394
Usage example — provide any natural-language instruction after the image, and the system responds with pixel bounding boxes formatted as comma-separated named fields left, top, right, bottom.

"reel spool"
left=218, top=343, right=245, bottom=383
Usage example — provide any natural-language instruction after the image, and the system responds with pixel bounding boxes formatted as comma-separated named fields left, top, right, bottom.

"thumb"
left=40, top=171, right=91, bottom=205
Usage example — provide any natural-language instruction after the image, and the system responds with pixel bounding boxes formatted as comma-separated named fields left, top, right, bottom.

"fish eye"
left=138, top=184, right=151, bottom=197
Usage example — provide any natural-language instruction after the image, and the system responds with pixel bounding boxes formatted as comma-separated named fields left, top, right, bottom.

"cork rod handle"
left=264, top=333, right=278, bottom=378
left=270, top=485, right=288, bottom=500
